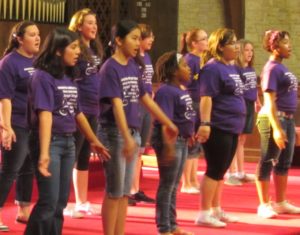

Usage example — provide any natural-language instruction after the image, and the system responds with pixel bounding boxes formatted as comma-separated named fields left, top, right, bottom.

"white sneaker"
left=195, top=213, right=226, bottom=228
left=273, top=201, right=300, bottom=214
left=257, top=204, right=277, bottom=218
left=63, top=208, right=84, bottom=219
left=213, top=210, right=239, bottom=223
left=75, top=202, right=101, bottom=216
left=224, top=176, right=242, bottom=186
left=180, top=187, right=200, bottom=194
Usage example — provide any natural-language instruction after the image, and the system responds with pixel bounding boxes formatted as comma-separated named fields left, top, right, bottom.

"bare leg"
left=181, top=159, right=193, bottom=190
left=114, top=197, right=128, bottom=235
left=255, top=179, right=270, bottom=204
left=102, top=195, right=119, bottom=235
left=130, top=156, right=142, bottom=195
left=201, top=175, right=218, bottom=210
left=73, top=169, right=89, bottom=204
left=273, top=173, right=288, bottom=203
left=212, top=180, right=223, bottom=208
left=190, top=158, right=200, bottom=188
left=236, top=134, right=247, bottom=174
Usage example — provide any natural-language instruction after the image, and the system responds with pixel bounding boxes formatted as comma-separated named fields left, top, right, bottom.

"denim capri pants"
left=98, top=125, right=141, bottom=198
left=256, top=114, right=295, bottom=180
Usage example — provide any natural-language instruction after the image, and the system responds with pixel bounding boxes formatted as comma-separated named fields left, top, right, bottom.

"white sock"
left=236, top=172, right=245, bottom=179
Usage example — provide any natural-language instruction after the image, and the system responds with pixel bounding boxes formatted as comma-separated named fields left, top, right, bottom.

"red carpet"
left=3, top=158, right=300, bottom=235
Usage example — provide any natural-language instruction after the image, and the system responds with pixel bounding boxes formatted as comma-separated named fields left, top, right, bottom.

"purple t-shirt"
left=199, top=59, right=246, bottom=134
left=30, top=70, right=81, bottom=134
left=0, top=50, right=35, bottom=128
left=154, top=84, right=196, bottom=138
left=261, top=60, right=298, bottom=113
left=141, top=52, right=154, bottom=94
left=238, top=66, right=258, bottom=102
left=184, top=53, right=201, bottom=102
left=75, top=49, right=101, bottom=116
left=99, top=58, right=146, bottom=129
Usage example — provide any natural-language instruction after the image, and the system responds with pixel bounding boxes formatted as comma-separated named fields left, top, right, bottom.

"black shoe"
left=128, top=196, right=137, bottom=206
left=133, top=191, right=155, bottom=203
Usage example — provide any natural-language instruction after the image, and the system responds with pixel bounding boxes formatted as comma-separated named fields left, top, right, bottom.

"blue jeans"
left=98, top=125, right=141, bottom=198
left=25, top=133, right=75, bottom=235
left=152, top=128, right=188, bottom=233
left=257, top=115, right=295, bottom=180
left=0, top=126, right=33, bottom=207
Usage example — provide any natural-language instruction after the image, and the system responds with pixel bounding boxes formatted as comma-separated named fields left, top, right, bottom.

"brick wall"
left=177, top=0, right=225, bottom=48
left=245, top=0, right=300, bottom=78
left=178, top=0, right=300, bottom=78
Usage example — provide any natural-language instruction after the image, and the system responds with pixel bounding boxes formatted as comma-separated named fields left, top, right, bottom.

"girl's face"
left=220, top=36, right=239, bottom=63
left=193, top=30, right=208, bottom=53
left=62, top=40, right=81, bottom=66
left=276, top=35, right=292, bottom=59
left=140, top=33, right=154, bottom=51
left=243, top=43, right=254, bottom=64
left=176, top=58, right=191, bottom=83
left=119, top=28, right=141, bottom=58
left=18, top=25, right=40, bottom=55
left=78, top=14, right=98, bottom=41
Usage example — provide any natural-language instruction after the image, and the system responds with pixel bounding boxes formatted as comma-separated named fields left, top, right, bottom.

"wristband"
left=200, top=121, right=211, bottom=126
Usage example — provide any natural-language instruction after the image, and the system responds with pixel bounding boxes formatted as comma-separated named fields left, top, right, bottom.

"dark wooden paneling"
left=223, top=0, right=245, bottom=39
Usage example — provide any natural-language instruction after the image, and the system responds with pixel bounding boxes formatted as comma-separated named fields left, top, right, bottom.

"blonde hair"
left=236, top=39, right=254, bottom=68
left=69, top=8, right=103, bottom=61
left=180, top=28, right=205, bottom=55
left=203, top=28, right=235, bottom=64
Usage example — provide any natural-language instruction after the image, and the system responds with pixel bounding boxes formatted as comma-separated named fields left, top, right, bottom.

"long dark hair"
left=3, top=21, right=37, bottom=57
left=104, top=20, right=144, bottom=69
left=34, top=27, right=79, bottom=79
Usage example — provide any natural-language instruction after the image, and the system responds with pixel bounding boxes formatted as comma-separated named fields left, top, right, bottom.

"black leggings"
left=74, top=115, right=98, bottom=170
left=203, top=127, right=238, bottom=180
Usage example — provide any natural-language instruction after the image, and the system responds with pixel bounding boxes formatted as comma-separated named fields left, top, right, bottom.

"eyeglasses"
left=225, top=41, right=237, bottom=46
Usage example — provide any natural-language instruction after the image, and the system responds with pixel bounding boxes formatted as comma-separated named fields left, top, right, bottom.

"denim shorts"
left=97, top=125, right=141, bottom=198
left=256, top=114, right=295, bottom=180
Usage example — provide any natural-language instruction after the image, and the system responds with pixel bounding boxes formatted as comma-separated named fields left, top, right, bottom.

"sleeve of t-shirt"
left=261, top=65, right=281, bottom=92
left=0, top=59, right=16, bottom=99
left=199, top=64, right=220, bottom=97
left=32, top=73, right=55, bottom=112
left=154, top=88, right=174, bottom=120
left=99, top=65, right=122, bottom=100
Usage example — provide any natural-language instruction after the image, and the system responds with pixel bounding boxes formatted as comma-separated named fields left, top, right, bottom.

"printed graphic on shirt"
left=286, top=72, right=298, bottom=92
left=58, top=86, right=78, bottom=116
left=142, top=64, right=154, bottom=85
left=230, top=74, right=244, bottom=96
left=181, top=94, right=196, bottom=120
left=243, top=71, right=257, bottom=91
left=85, top=55, right=101, bottom=76
left=24, top=67, right=35, bottom=76
left=121, top=76, right=140, bottom=106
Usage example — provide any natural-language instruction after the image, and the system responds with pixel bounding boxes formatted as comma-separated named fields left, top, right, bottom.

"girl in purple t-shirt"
left=152, top=51, right=195, bottom=235
left=195, top=28, right=245, bottom=228
left=129, top=23, right=156, bottom=205
left=67, top=8, right=104, bottom=218
left=24, top=28, right=109, bottom=235
left=98, top=20, right=178, bottom=235
left=179, top=28, right=208, bottom=194
left=225, top=39, right=261, bottom=186
left=0, top=21, right=40, bottom=231
left=256, top=30, right=300, bottom=219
